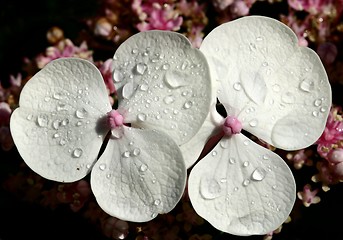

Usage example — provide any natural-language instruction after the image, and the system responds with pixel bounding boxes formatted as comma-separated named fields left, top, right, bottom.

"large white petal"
left=10, top=58, right=111, bottom=182
left=113, top=31, right=212, bottom=145
left=200, top=16, right=331, bottom=150
left=188, top=134, right=296, bottom=235
left=91, top=126, right=186, bottom=222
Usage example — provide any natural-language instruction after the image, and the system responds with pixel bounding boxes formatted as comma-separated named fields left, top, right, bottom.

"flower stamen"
left=223, top=116, right=242, bottom=136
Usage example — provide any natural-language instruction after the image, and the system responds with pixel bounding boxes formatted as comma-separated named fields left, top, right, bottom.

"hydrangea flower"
left=10, top=31, right=212, bottom=222
left=188, top=16, right=332, bottom=235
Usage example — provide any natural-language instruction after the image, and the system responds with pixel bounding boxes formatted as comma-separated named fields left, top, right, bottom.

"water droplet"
left=262, top=62, right=268, bottom=67
left=299, top=79, right=314, bottom=92
left=164, top=70, right=188, bottom=88
left=132, top=148, right=141, bottom=156
left=139, top=164, right=148, bottom=172
left=249, top=119, right=258, bottom=127
left=243, top=179, right=250, bottom=186
left=153, top=199, right=161, bottom=206
left=163, top=95, right=175, bottom=104
left=122, top=82, right=135, bottom=99
left=312, top=111, right=319, bottom=117
left=272, top=185, right=277, bottom=190
left=272, top=84, right=280, bottom=92
left=234, top=187, right=239, bottom=191
left=183, top=101, right=193, bottom=109
left=251, top=167, right=267, bottom=181
left=181, top=61, right=189, bottom=70
left=212, top=151, right=217, bottom=156
left=151, top=212, right=157, bottom=218
left=314, top=99, right=322, bottom=107
left=53, top=133, right=60, bottom=138
left=233, top=82, right=241, bottom=91
left=76, top=121, right=82, bottom=126
left=243, top=161, right=249, bottom=167
left=243, top=140, right=250, bottom=146
left=59, top=139, right=66, bottom=146
left=99, top=163, right=106, bottom=171
left=200, top=178, right=221, bottom=199
left=135, top=63, right=147, bottom=75
left=106, top=174, right=112, bottom=179
left=281, top=92, right=295, bottom=104
left=220, top=178, right=227, bottom=183
left=61, top=118, right=69, bottom=126
left=137, top=113, right=147, bottom=122
left=122, top=151, right=130, bottom=158
left=53, top=92, right=62, bottom=99
left=75, top=108, right=87, bottom=119
left=229, top=158, right=236, bottom=164
left=320, top=107, right=326, bottom=112
left=72, top=148, right=83, bottom=158
left=132, top=48, right=138, bottom=54
left=37, top=115, right=48, bottom=127
left=52, top=120, right=60, bottom=129
left=162, top=63, right=170, bottom=70
left=44, top=96, right=51, bottom=102
left=256, top=36, right=263, bottom=41
left=263, top=155, right=269, bottom=160
left=26, top=114, right=33, bottom=120
left=140, top=83, right=149, bottom=91
left=113, top=69, right=123, bottom=82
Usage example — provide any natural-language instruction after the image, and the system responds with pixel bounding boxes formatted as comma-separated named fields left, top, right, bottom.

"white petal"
left=10, top=58, right=112, bottom=182
left=180, top=105, right=223, bottom=168
left=113, top=31, right=212, bottom=145
left=200, top=16, right=331, bottom=150
left=91, top=126, right=186, bottom=222
left=188, top=134, right=296, bottom=235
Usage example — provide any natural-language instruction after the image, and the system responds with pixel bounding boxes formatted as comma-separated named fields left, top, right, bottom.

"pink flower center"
left=223, top=116, right=242, bottom=136
left=107, top=110, right=124, bottom=129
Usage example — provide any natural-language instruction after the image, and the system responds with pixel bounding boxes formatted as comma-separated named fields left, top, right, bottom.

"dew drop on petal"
left=75, top=108, right=87, bottom=119
left=113, top=69, right=123, bottom=82
left=99, top=163, right=106, bottom=171
left=243, top=179, right=250, bottom=186
left=140, top=83, right=149, bottom=91
left=314, top=99, right=322, bottom=107
left=72, top=148, right=83, bottom=158
left=299, top=79, right=314, bottom=92
left=163, top=95, right=175, bottom=105
left=132, top=148, right=141, bottom=156
left=249, top=119, right=258, bottom=127
left=212, top=151, right=217, bottom=156
left=137, top=113, right=147, bottom=122
left=37, top=115, right=48, bottom=127
left=220, top=139, right=230, bottom=149
left=229, top=157, right=236, bottom=164
left=53, top=133, right=60, bottom=138
left=200, top=178, right=221, bottom=199
left=135, top=63, right=147, bottom=75
left=122, top=82, right=135, bottom=99
left=52, top=120, right=60, bottom=129
left=122, top=151, right=130, bottom=158
left=233, top=82, right=242, bottom=91
left=139, top=164, right=148, bottom=172
left=164, top=70, right=188, bottom=88
left=153, top=199, right=161, bottom=206
left=243, top=161, right=249, bottom=167
left=251, top=167, right=267, bottom=181
left=183, top=101, right=193, bottom=109
left=59, top=139, right=66, bottom=146
left=162, top=63, right=170, bottom=70
left=312, top=111, right=319, bottom=117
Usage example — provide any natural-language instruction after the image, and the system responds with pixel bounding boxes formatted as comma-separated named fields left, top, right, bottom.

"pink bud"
left=223, top=116, right=242, bottom=136
left=328, top=149, right=343, bottom=164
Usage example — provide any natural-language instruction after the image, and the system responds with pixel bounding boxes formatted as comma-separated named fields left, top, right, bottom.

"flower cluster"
left=1, top=1, right=343, bottom=240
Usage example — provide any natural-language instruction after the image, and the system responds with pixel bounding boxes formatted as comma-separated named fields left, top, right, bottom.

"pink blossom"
left=0, top=102, right=11, bottom=125
left=212, top=0, right=234, bottom=10
left=286, top=149, right=313, bottom=169
left=316, top=106, right=343, bottom=159
left=297, top=184, right=321, bottom=207
left=133, top=0, right=183, bottom=31
left=317, top=42, right=338, bottom=65
left=288, top=0, right=334, bottom=15
left=36, top=39, right=93, bottom=68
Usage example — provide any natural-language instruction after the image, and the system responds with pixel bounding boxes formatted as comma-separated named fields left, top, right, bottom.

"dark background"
left=1, top=1, right=343, bottom=240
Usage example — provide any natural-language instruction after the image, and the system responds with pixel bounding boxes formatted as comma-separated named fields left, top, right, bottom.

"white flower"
left=10, top=31, right=212, bottom=222
left=187, top=16, right=332, bottom=235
